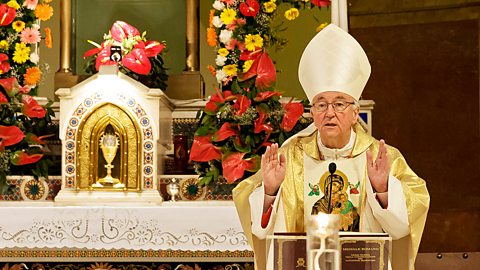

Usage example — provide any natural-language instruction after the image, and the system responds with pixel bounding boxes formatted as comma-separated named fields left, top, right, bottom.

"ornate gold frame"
left=76, top=103, right=141, bottom=191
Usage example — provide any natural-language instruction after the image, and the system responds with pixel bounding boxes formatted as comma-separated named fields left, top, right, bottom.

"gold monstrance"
left=92, top=130, right=124, bottom=189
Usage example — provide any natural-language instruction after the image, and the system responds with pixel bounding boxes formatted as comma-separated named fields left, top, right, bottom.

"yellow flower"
left=244, top=34, right=263, bottom=51
left=220, top=8, right=236, bottom=25
left=13, top=42, right=30, bottom=64
left=7, top=0, right=20, bottom=9
left=218, top=48, right=229, bottom=57
left=263, top=1, right=277, bottom=13
left=0, top=40, right=9, bottom=50
left=44, top=0, right=53, bottom=3
left=243, top=60, right=254, bottom=73
left=12, top=21, right=25, bottom=32
left=316, top=22, right=329, bottom=32
left=223, top=64, right=237, bottom=76
left=35, top=3, right=54, bottom=21
left=302, top=0, right=310, bottom=2
left=284, top=8, right=299, bottom=21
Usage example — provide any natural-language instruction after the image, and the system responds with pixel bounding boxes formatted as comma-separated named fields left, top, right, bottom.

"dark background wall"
left=349, top=0, right=480, bottom=252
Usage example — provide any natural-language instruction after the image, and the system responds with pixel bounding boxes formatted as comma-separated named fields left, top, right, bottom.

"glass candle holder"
left=306, top=214, right=341, bottom=270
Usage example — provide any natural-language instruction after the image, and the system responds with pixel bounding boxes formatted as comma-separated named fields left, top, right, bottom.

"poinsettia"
left=83, top=20, right=168, bottom=89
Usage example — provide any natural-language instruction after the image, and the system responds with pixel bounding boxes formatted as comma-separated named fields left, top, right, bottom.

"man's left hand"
left=366, top=139, right=390, bottom=193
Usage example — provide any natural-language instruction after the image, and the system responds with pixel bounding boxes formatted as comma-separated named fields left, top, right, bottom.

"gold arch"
left=76, top=103, right=141, bottom=191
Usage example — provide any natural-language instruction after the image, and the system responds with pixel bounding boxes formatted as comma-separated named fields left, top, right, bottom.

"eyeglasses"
left=311, top=100, right=355, bottom=112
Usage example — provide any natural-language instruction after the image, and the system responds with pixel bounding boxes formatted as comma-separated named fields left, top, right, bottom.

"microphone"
left=327, top=162, right=336, bottom=213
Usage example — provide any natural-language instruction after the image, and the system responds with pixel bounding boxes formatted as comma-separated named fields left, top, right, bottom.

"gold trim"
left=76, top=103, right=142, bottom=191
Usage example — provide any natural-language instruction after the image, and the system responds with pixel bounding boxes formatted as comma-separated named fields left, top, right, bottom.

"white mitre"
left=298, top=24, right=371, bottom=102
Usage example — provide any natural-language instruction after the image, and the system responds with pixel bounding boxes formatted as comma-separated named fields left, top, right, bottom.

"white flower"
left=32, top=24, right=40, bottom=30
left=219, top=29, right=233, bottom=44
left=213, top=0, right=225, bottom=11
left=216, top=69, right=228, bottom=83
left=215, top=55, right=227, bottom=66
left=29, top=52, right=39, bottom=64
left=212, top=16, right=224, bottom=28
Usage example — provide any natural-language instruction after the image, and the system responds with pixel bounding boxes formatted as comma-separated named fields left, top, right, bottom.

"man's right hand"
left=261, top=143, right=286, bottom=196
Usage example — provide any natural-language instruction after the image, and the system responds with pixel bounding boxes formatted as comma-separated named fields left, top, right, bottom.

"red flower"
left=189, top=135, right=222, bottom=162
left=239, top=51, right=276, bottom=89
left=0, top=91, right=7, bottom=104
left=254, top=91, right=281, bottom=102
left=239, top=50, right=260, bottom=61
left=205, top=89, right=235, bottom=113
left=110, top=21, right=140, bottom=43
left=239, top=0, right=260, bottom=17
left=144, top=41, right=165, bottom=57
left=83, top=45, right=102, bottom=59
left=0, top=53, right=10, bottom=74
left=10, top=150, right=43, bottom=165
left=212, top=122, right=239, bottom=142
left=22, top=95, right=46, bottom=118
left=25, top=134, right=54, bottom=145
left=312, top=0, right=331, bottom=7
left=95, top=45, right=116, bottom=70
left=254, top=108, right=273, bottom=134
left=0, top=77, right=20, bottom=97
left=122, top=48, right=151, bottom=75
left=0, top=4, right=16, bottom=26
left=222, top=152, right=260, bottom=183
left=232, top=95, right=251, bottom=116
left=0, top=125, right=25, bottom=149
left=281, top=101, right=304, bottom=132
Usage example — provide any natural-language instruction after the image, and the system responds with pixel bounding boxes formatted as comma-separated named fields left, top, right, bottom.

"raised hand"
left=366, top=139, right=390, bottom=193
left=261, top=143, right=286, bottom=196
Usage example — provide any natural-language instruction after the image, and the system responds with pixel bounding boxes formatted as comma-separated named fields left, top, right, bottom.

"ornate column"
left=185, top=0, right=199, bottom=72
left=167, top=0, right=204, bottom=99
left=54, top=0, right=79, bottom=90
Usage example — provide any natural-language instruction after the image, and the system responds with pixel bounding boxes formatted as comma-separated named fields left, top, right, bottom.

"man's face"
left=310, top=91, right=359, bottom=148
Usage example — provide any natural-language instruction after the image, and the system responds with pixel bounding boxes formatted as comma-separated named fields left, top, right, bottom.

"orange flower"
left=207, top=64, right=216, bottom=77
left=44, top=27, right=52, bottom=48
left=24, top=66, right=41, bottom=85
left=34, top=3, right=53, bottom=21
left=209, top=9, right=214, bottom=27
left=207, top=27, right=217, bottom=47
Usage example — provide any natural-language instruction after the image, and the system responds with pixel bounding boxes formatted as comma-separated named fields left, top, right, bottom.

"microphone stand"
left=327, top=162, right=336, bottom=214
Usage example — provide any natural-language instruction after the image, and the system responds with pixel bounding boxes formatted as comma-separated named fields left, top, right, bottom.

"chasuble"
left=233, top=124, right=430, bottom=270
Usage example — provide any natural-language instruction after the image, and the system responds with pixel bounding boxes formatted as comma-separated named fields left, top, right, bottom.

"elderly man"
left=232, top=24, right=429, bottom=270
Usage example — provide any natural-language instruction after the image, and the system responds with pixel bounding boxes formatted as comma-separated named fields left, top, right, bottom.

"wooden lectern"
left=268, top=232, right=392, bottom=270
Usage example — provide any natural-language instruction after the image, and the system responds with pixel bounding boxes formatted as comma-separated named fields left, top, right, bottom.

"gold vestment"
left=233, top=124, right=430, bottom=270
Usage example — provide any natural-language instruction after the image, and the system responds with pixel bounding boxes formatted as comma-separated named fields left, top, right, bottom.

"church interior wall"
left=21, top=0, right=480, bottom=267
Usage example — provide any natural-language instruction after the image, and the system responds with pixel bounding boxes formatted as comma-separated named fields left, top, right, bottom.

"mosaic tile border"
left=0, top=249, right=254, bottom=260
left=63, top=92, right=156, bottom=190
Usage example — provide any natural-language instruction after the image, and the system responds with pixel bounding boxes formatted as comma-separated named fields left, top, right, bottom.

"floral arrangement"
left=0, top=0, right=55, bottom=193
left=83, top=21, right=168, bottom=90
left=190, top=0, right=330, bottom=188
